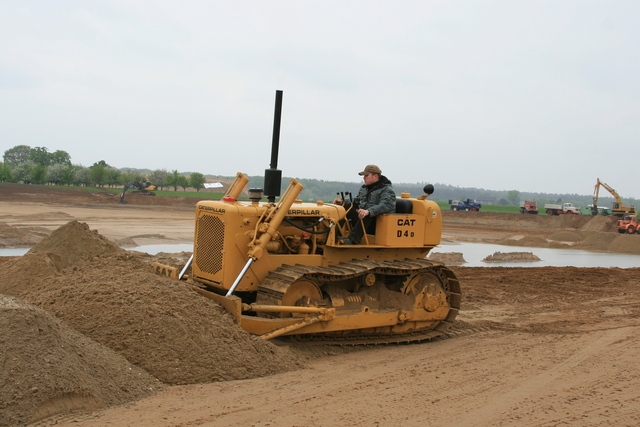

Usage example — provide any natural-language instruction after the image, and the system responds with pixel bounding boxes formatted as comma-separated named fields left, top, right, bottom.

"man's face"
left=362, top=173, right=379, bottom=186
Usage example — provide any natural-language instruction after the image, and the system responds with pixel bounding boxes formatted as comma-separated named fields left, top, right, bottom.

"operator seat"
left=395, top=198, right=413, bottom=214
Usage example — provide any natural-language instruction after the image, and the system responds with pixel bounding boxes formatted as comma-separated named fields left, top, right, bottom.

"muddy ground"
left=1, top=183, right=639, bottom=426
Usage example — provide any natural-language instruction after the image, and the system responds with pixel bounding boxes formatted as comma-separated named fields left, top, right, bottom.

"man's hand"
left=356, top=209, right=370, bottom=219
left=333, top=198, right=343, bottom=205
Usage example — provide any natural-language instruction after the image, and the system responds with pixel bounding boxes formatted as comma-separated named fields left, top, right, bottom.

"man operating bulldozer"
left=334, top=164, right=396, bottom=244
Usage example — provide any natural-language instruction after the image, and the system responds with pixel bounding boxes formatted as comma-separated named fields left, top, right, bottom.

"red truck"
left=519, top=201, right=538, bottom=214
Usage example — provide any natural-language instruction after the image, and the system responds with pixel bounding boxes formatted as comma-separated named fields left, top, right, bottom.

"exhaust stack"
left=264, top=90, right=283, bottom=203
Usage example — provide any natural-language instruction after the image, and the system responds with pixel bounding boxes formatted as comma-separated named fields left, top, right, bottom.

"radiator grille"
left=195, top=214, right=224, bottom=275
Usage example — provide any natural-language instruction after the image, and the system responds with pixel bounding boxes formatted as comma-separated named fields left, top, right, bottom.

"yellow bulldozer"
left=154, top=91, right=461, bottom=344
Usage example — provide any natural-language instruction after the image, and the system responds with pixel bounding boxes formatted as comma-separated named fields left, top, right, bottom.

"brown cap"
left=358, top=165, right=382, bottom=176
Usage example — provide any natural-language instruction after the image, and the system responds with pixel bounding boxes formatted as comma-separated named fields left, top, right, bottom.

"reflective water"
left=432, top=241, right=640, bottom=268
left=0, top=248, right=30, bottom=256
left=2, top=242, right=639, bottom=268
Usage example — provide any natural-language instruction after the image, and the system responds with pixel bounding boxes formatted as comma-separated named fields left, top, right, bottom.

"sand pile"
left=0, top=252, right=65, bottom=297
left=575, top=233, right=617, bottom=252
left=581, top=215, right=617, bottom=232
left=608, top=235, right=640, bottom=254
left=22, top=211, right=76, bottom=221
left=1, top=221, right=306, bottom=424
left=496, top=235, right=549, bottom=248
left=428, top=252, right=466, bottom=264
left=28, top=220, right=124, bottom=269
left=0, top=221, right=125, bottom=297
left=4, top=221, right=304, bottom=384
left=132, top=250, right=193, bottom=270
left=0, top=223, right=49, bottom=248
left=21, top=252, right=304, bottom=385
left=0, top=295, right=159, bottom=427
left=547, top=230, right=584, bottom=244
left=482, top=252, right=541, bottom=263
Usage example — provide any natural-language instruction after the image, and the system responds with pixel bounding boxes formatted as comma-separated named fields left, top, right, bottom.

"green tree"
left=61, top=164, right=80, bottom=185
left=49, top=150, right=71, bottom=165
left=120, top=171, right=137, bottom=185
left=89, top=164, right=108, bottom=187
left=165, top=170, right=181, bottom=191
left=31, top=164, right=46, bottom=183
left=29, top=146, right=51, bottom=166
left=189, top=172, right=206, bottom=192
left=106, top=167, right=122, bottom=188
left=506, top=190, right=520, bottom=206
left=177, top=175, right=189, bottom=191
left=3, top=145, right=31, bottom=165
left=0, top=162, right=12, bottom=182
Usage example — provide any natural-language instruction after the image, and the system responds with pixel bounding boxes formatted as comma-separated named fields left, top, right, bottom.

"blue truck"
left=449, top=199, right=482, bottom=211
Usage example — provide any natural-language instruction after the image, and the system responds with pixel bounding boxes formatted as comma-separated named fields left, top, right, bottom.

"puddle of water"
left=0, top=248, right=30, bottom=256
left=432, top=241, right=640, bottom=268
left=2, top=242, right=638, bottom=268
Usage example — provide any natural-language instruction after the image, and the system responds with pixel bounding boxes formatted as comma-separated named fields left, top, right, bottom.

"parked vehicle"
left=592, top=178, right=636, bottom=217
left=544, top=203, right=579, bottom=215
left=580, top=205, right=610, bottom=216
left=449, top=199, right=481, bottom=211
left=617, top=215, right=639, bottom=234
left=519, top=201, right=538, bottom=214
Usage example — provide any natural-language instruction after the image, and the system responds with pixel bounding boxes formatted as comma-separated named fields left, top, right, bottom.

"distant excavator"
left=119, top=181, right=156, bottom=204
left=592, top=178, right=635, bottom=217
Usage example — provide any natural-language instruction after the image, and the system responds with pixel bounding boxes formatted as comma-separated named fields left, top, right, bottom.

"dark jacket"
left=354, top=175, right=396, bottom=217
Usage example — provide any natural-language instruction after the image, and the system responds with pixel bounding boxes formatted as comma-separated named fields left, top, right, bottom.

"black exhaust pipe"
left=264, top=90, right=283, bottom=203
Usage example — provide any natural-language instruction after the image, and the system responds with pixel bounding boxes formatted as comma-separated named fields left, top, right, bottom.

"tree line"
left=1, top=145, right=206, bottom=191
left=2, top=144, right=634, bottom=207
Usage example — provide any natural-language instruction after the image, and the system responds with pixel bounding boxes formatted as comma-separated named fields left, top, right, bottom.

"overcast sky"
left=1, top=1, right=639, bottom=198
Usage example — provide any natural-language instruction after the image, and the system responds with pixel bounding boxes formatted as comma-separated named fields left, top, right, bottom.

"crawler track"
left=256, top=258, right=461, bottom=344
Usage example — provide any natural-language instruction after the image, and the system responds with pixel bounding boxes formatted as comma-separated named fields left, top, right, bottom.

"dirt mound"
left=3, top=221, right=304, bottom=387
left=547, top=230, right=584, bottom=243
left=496, top=235, right=549, bottom=247
left=0, top=295, right=160, bottom=427
left=21, top=253, right=304, bottom=385
left=577, top=232, right=618, bottom=251
left=133, top=250, right=193, bottom=269
left=609, top=235, right=640, bottom=254
left=22, top=211, right=76, bottom=221
left=482, top=252, right=541, bottom=262
left=0, top=252, right=64, bottom=297
left=428, top=252, right=466, bottom=264
left=581, top=215, right=617, bottom=232
left=0, top=223, right=50, bottom=248
left=28, top=220, right=124, bottom=268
